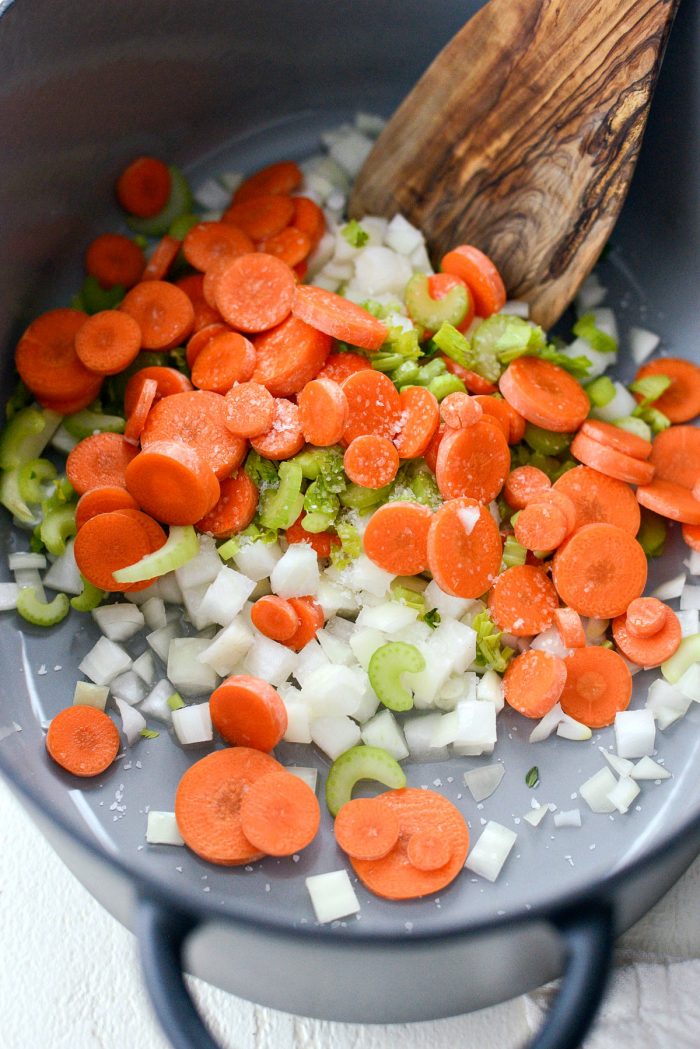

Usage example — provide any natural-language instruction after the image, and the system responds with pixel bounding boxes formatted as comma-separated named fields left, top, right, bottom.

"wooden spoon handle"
left=350, top=0, right=679, bottom=329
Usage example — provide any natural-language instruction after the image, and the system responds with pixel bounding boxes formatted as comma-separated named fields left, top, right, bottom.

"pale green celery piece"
left=369, top=641, right=426, bottom=712
left=113, top=525, right=199, bottom=583
left=341, top=219, right=369, bottom=248
left=217, top=537, right=240, bottom=561
left=629, top=374, right=671, bottom=405
left=431, top=323, right=471, bottom=371
left=340, top=482, right=392, bottom=512
left=585, top=375, right=616, bottom=408
left=523, top=424, right=572, bottom=457
left=17, top=587, right=69, bottom=627
left=0, top=467, right=39, bottom=525
left=17, top=458, right=57, bottom=505
left=70, top=577, right=105, bottom=612
left=613, top=416, right=652, bottom=443
left=428, top=373, right=465, bottom=401
left=301, top=510, right=335, bottom=533
left=63, top=410, right=125, bottom=439
left=414, top=357, right=448, bottom=386
left=325, top=744, right=407, bottom=817
left=404, top=272, right=468, bottom=331
left=572, top=312, right=617, bottom=354
left=167, top=692, right=185, bottom=711
left=390, top=584, right=426, bottom=613
left=636, top=509, right=667, bottom=559
left=81, top=275, right=124, bottom=314
left=127, top=167, right=194, bottom=237
left=259, top=461, right=304, bottom=530
left=141, top=728, right=160, bottom=739
left=502, top=534, right=527, bottom=569
left=661, top=634, right=700, bottom=684
left=475, top=314, right=545, bottom=369
left=168, top=213, right=200, bottom=240
left=392, top=360, right=421, bottom=387
left=40, top=506, right=77, bottom=556
left=370, top=352, right=405, bottom=373
left=0, top=406, right=62, bottom=470
left=634, top=405, right=670, bottom=434
left=330, top=518, right=361, bottom=569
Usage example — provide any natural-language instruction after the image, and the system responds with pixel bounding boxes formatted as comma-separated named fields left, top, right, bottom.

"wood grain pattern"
left=350, top=0, right=679, bottom=330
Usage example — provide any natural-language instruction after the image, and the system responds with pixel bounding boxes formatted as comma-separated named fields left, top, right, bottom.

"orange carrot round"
left=406, top=830, right=452, bottom=872
left=285, top=516, right=338, bottom=558
left=440, top=391, right=482, bottom=429
left=225, top=382, right=276, bottom=438
left=580, top=418, right=653, bottom=461
left=174, top=273, right=224, bottom=332
left=648, top=425, right=700, bottom=489
left=570, top=431, right=655, bottom=485
left=503, top=649, right=567, bottom=718
left=553, top=607, right=586, bottom=649
left=141, top=389, right=247, bottom=479
left=214, top=253, right=296, bottom=333
left=513, top=501, right=568, bottom=551
left=46, top=705, right=120, bottom=777
left=612, top=606, right=681, bottom=667
left=423, top=423, right=445, bottom=474
left=250, top=595, right=300, bottom=642
left=125, top=441, right=220, bottom=525
left=250, top=398, right=304, bottom=460
left=15, top=308, right=94, bottom=402
left=560, top=647, right=632, bottom=728
left=141, top=234, right=181, bottom=282
left=182, top=221, right=254, bottom=272
left=427, top=272, right=475, bottom=333
left=488, top=564, right=559, bottom=636
left=75, top=486, right=140, bottom=530
left=298, top=378, right=349, bottom=446
left=552, top=522, right=647, bottom=618
left=553, top=465, right=641, bottom=535
left=191, top=331, right=256, bottom=395
left=291, top=196, right=325, bottom=249
left=293, top=285, right=388, bottom=352
left=427, top=497, right=502, bottom=598
left=73, top=509, right=155, bottom=591
left=283, top=597, right=325, bottom=651
left=257, top=226, right=311, bottom=267
left=440, top=244, right=506, bottom=317
left=37, top=377, right=104, bottom=416
left=363, top=501, right=433, bottom=575
left=66, top=432, right=139, bottom=495
left=334, top=797, right=401, bottom=861
left=499, top=357, right=589, bottom=432
left=625, top=597, right=668, bottom=638
left=232, top=160, right=302, bottom=203
left=682, top=523, right=700, bottom=552
left=85, top=233, right=145, bottom=289
left=392, top=386, right=440, bottom=459
left=74, top=309, right=142, bottom=375
left=123, top=366, right=193, bottom=418
left=186, top=322, right=231, bottom=369
left=503, top=465, right=551, bottom=510
left=344, top=434, right=400, bottom=489
left=115, top=156, right=171, bottom=217
left=239, top=770, right=320, bottom=856
left=525, top=488, right=577, bottom=536
left=435, top=419, right=510, bottom=503
left=473, top=395, right=525, bottom=444
left=634, top=357, right=700, bottom=423
left=317, top=351, right=372, bottom=384
left=210, top=674, right=288, bottom=751
left=441, top=357, right=498, bottom=394
left=341, top=369, right=401, bottom=444
left=124, top=376, right=158, bottom=445
left=120, top=280, right=194, bottom=350
left=636, top=478, right=700, bottom=524
left=195, top=471, right=258, bottom=538
left=223, top=194, right=295, bottom=240
left=252, top=315, right=331, bottom=396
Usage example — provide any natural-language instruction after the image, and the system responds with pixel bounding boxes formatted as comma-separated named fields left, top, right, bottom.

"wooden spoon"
left=349, top=0, right=679, bottom=330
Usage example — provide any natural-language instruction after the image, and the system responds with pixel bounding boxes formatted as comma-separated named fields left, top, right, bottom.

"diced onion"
left=79, top=637, right=132, bottom=686
left=523, top=803, right=549, bottom=827
left=606, top=775, right=640, bottom=815
left=171, top=702, right=213, bottom=745
left=556, top=715, right=592, bottom=741
left=651, top=573, right=686, bottom=601
left=244, top=632, right=298, bottom=686
left=140, top=679, right=175, bottom=722
left=146, top=810, right=184, bottom=846
left=579, top=767, right=617, bottom=813
left=598, top=747, right=634, bottom=778
left=110, top=670, right=147, bottom=706
left=361, top=708, right=409, bottom=761
left=197, top=617, right=254, bottom=677
left=463, top=764, right=505, bottom=802
left=167, top=637, right=219, bottom=696
left=72, top=681, right=108, bottom=710
left=465, top=821, right=517, bottom=882
left=270, top=543, right=320, bottom=599
left=631, top=756, right=671, bottom=781
left=629, top=326, right=660, bottom=364
left=310, top=715, right=361, bottom=760
left=529, top=702, right=564, bottom=743
left=286, top=766, right=318, bottom=792
left=553, top=809, right=582, bottom=828
left=114, top=696, right=146, bottom=746
left=614, top=708, right=655, bottom=759
left=92, top=602, right=145, bottom=642
left=305, top=869, right=361, bottom=923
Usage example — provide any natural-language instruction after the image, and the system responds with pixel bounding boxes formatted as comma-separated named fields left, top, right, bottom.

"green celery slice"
left=661, top=634, right=700, bottom=684
left=17, top=587, right=70, bottom=627
left=427, top=372, right=465, bottom=401
left=113, top=525, right=199, bottom=583
left=325, top=745, right=406, bottom=817
left=258, top=461, right=305, bottom=530
left=64, top=410, right=125, bottom=439
left=404, top=272, right=468, bottom=331
left=40, top=506, right=77, bottom=556
left=0, top=406, right=62, bottom=470
left=127, top=167, right=194, bottom=237
left=0, top=467, right=39, bottom=525
left=17, top=458, right=57, bottom=505
left=71, top=576, right=106, bottom=612
left=368, top=641, right=426, bottom=712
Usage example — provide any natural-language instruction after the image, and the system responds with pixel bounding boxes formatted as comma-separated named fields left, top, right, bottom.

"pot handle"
left=136, top=892, right=614, bottom=1049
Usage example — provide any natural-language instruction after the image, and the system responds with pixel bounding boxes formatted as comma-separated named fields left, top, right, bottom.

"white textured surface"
left=0, top=775, right=699, bottom=1049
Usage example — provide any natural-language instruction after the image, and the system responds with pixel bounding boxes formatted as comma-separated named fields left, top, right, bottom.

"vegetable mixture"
left=3, top=115, right=700, bottom=917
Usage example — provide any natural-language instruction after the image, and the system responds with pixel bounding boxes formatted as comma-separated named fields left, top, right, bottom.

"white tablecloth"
left=0, top=776, right=698, bottom=1049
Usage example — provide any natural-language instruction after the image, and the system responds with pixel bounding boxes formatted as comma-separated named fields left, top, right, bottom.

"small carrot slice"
left=15, top=308, right=92, bottom=401
left=124, top=377, right=158, bottom=445
left=552, top=522, right=647, bottom=618
left=174, top=273, right=224, bottom=332
left=298, top=378, right=349, bottom=446
left=499, top=357, right=589, bottom=432
left=612, top=606, right=681, bottom=667
left=504, top=465, right=551, bottom=510
left=182, top=221, right=254, bottom=272
left=634, top=357, right=700, bottom=423
left=648, top=425, right=700, bottom=489
left=440, top=392, right=482, bottom=429
left=74, top=309, right=141, bottom=375
left=580, top=418, right=652, bottom=461
left=291, top=196, right=325, bottom=249
left=191, top=331, right=256, bottom=395
left=120, top=280, right=194, bottom=350
left=125, top=441, right=220, bottom=525
left=293, top=285, right=388, bottom=352
left=210, top=674, right=287, bottom=751
left=513, top=501, right=568, bottom=551
left=250, top=595, right=300, bottom=642
left=123, top=366, right=193, bottom=418
left=195, top=471, right=258, bottom=538
left=636, top=478, right=700, bottom=524
left=283, top=597, right=324, bottom=651
left=250, top=398, right=304, bottom=460
left=503, top=649, right=567, bottom=718
left=223, top=194, right=295, bottom=240
left=111, top=508, right=169, bottom=559
left=214, top=253, right=296, bottom=333
left=175, top=747, right=282, bottom=866
left=553, top=465, right=641, bottom=535
left=427, top=497, right=502, bottom=598
left=560, top=647, right=632, bottom=728
left=334, top=797, right=400, bottom=861
left=240, top=770, right=320, bottom=856
left=344, top=434, right=400, bottom=489
left=252, top=315, right=331, bottom=396
left=625, top=597, right=668, bottom=638
left=37, top=377, right=104, bottom=416
left=232, top=160, right=303, bottom=203
left=141, top=234, right=181, bottom=282
left=426, top=272, right=475, bottom=334
left=341, top=369, right=401, bottom=444
left=46, top=705, right=120, bottom=777
left=317, top=351, right=372, bottom=384
left=473, top=395, right=525, bottom=444
left=441, top=357, right=498, bottom=395
left=524, top=488, right=577, bottom=536
left=570, top=431, right=655, bottom=485
left=554, top=607, right=586, bottom=648
left=73, top=509, right=155, bottom=591
left=142, top=390, right=247, bottom=480
left=186, top=322, right=231, bottom=370
left=435, top=419, right=510, bottom=503
left=682, top=523, right=700, bottom=552
left=85, top=233, right=145, bottom=289
left=115, top=156, right=171, bottom=218
left=75, top=486, right=139, bottom=530
left=406, top=830, right=452, bottom=872
left=225, top=382, right=276, bottom=438
left=488, top=564, right=558, bottom=636
left=423, top=423, right=445, bottom=474
left=66, top=432, right=138, bottom=495
left=440, top=245, right=506, bottom=317
left=285, top=516, right=338, bottom=558
left=349, top=788, right=469, bottom=901
left=393, top=386, right=440, bottom=459
left=363, top=501, right=433, bottom=575
left=257, top=226, right=311, bottom=267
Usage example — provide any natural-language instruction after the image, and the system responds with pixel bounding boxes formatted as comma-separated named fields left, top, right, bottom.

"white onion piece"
left=198, top=567, right=256, bottom=625
left=315, top=580, right=357, bottom=618
left=405, top=644, right=452, bottom=709
left=457, top=505, right=480, bottom=535
left=167, top=638, right=219, bottom=697
left=680, top=585, right=700, bottom=610
left=476, top=669, right=504, bottom=712
left=362, top=708, right=409, bottom=760
left=232, top=539, right=283, bottom=582
left=556, top=715, right=592, bottom=741
left=141, top=596, right=167, bottom=632
left=580, top=768, right=617, bottom=813
left=529, top=703, right=564, bottom=743
left=606, top=776, right=640, bottom=815
left=402, top=711, right=447, bottom=761
left=348, top=627, right=385, bottom=671
left=72, top=681, right=108, bottom=710
left=598, top=747, right=634, bottom=778
left=463, top=764, right=505, bottom=802
left=315, top=628, right=353, bottom=666
left=341, top=554, right=394, bottom=598
left=384, top=213, right=424, bottom=255
left=197, top=617, right=254, bottom=677
left=356, top=600, right=417, bottom=633
left=452, top=701, right=497, bottom=755
left=293, top=640, right=330, bottom=687
left=353, top=246, right=412, bottom=297
left=646, top=678, right=692, bottom=728
left=270, top=544, right=319, bottom=599
left=146, top=811, right=184, bottom=846
left=530, top=626, right=571, bottom=660
left=300, top=665, right=365, bottom=717
left=429, top=619, right=477, bottom=675
left=435, top=672, right=477, bottom=712
left=651, top=573, right=686, bottom=600
left=310, top=715, right=361, bottom=761
left=110, top=671, right=147, bottom=706
left=465, top=821, right=517, bottom=882
left=146, top=622, right=181, bottom=662
left=592, top=381, right=635, bottom=422
left=631, top=756, right=672, bottom=781
left=355, top=111, right=386, bottom=136
left=584, top=618, right=610, bottom=642
left=576, top=274, right=607, bottom=312
left=614, top=709, right=655, bottom=758
left=423, top=579, right=474, bottom=620
left=140, top=679, right=175, bottom=723
left=194, top=177, right=231, bottom=210
left=286, top=766, right=318, bottom=793
left=677, top=609, right=700, bottom=638
left=499, top=300, right=530, bottom=317
left=677, top=663, right=700, bottom=701
left=0, top=582, right=19, bottom=611
left=684, top=550, right=700, bottom=577
left=306, top=870, right=360, bottom=923
left=244, top=633, right=298, bottom=687
left=172, top=702, right=213, bottom=745
left=92, top=603, right=145, bottom=642
left=132, top=651, right=156, bottom=686
left=523, top=803, right=549, bottom=827
left=79, top=637, right=132, bottom=686
left=218, top=170, right=243, bottom=193
left=553, top=809, right=582, bottom=828
left=282, top=702, right=312, bottom=744
left=174, top=535, right=220, bottom=590
left=8, top=551, right=46, bottom=570
left=629, top=326, right=660, bottom=364
left=114, top=697, right=146, bottom=746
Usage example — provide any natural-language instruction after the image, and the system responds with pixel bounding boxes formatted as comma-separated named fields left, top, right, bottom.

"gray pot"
left=1, top=3, right=699, bottom=1049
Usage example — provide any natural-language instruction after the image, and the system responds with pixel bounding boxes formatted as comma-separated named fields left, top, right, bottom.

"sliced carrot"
left=285, top=516, right=338, bottom=558
left=648, top=425, right=700, bottom=489
left=499, top=357, right=589, bottom=432
left=74, top=309, right=141, bottom=375
left=552, top=522, right=647, bottom=618
left=214, top=253, right=296, bottom=333
left=488, top=564, right=558, bottom=636
left=232, top=160, right=303, bottom=203
left=553, top=465, right=641, bottom=535
left=182, top=221, right=254, bottom=272
left=435, top=419, right=510, bottom=503
left=503, top=649, right=567, bottom=718
left=36, top=377, right=104, bottom=415
left=202, top=260, right=230, bottom=311
left=125, top=441, right=220, bottom=525
left=554, top=607, right=586, bottom=648
left=636, top=478, right=700, bottom=524
left=344, top=434, right=400, bottom=489
left=625, top=597, right=668, bottom=639
left=124, top=377, right=158, bottom=445
left=612, top=606, right=681, bottom=667
left=257, top=226, right=311, bottom=267
left=250, top=595, right=300, bottom=642
left=392, top=386, right=440, bottom=459
left=293, top=285, right=388, bottom=352
left=405, top=830, right=452, bottom=872
left=291, top=196, right=325, bottom=249
left=46, top=705, right=120, bottom=777
left=115, top=156, right=171, bottom=218
left=298, top=378, right=349, bottom=446
left=293, top=260, right=308, bottom=283
left=524, top=488, right=577, bottom=536
left=423, top=423, right=445, bottom=474
left=111, top=508, right=169, bottom=558
left=250, top=398, right=304, bottom=460
left=223, top=194, right=295, bottom=240
left=225, top=382, right=276, bottom=438
left=283, top=597, right=324, bottom=651
left=580, top=418, right=652, bottom=461
left=174, top=273, right=224, bottom=332
left=349, top=788, right=469, bottom=901
left=363, top=500, right=433, bottom=575
left=570, top=431, right=655, bottom=485
left=210, top=674, right=287, bottom=751
left=440, top=357, right=498, bottom=395
left=15, top=308, right=94, bottom=402
left=514, top=501, right=568, bottom=551
left=252, top=315, right=331, bottom=396
left=682, top=523, right=700, bottom=552
left=503, top=465, right=551, bottom=510
left=75, top=486, right=139, bottom=530
left=141, top=390, right=247, bottom=479
left=560, top=647, right=632, bottom=728
left=66, top=432, right=138, bottom=495
left=123, top=366, right=193, bottom=418
left=474, top=395, right=525, bottom=444
left=439, top=391, right=482, bottom=429
left=186, top=322, right=231, bottom=370
left=426, top=272, right=475, bottom=333
left=195, top=471, right=258, bottom=538
left=341, top=369, right=401, bottom=444
left=191, top=331, right=256, bottom=395
left=317, top=351, right=372, bottom=384
left=334, top=797, right=400, bottom=861
left=73, top=509, right=155, bottom=591
left=427, top=497, right=502, bottom=598
left=142, top=234, right=181, bottom=282
left=174, top=747, right=282, bottom=866
left=85, top=233, right=145, bottom=289
left=440, top=245, right=506, bottom=317
left=240, top=770, right=320, bottom=856
left=120, top=280, right=194, bottom=350
left=634, top=357, right=700, bottom=423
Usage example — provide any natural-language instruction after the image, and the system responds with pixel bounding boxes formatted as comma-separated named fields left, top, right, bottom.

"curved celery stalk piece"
left=258, top=461, right=304, bottom=531
left=64, top=410, right=125, bottom=439
left=392, top=360, right=421, bottom=388
left=0, top=406, right=62, bottom=470
left=112, top=525, right=199, bottom=584
left=168, top=213, right=199, bottom=240
left=340, top=482, right=392, bottom=512
left=405, top=272, right=469, bottom=331
left=127, top=167, right=194, bottom=237
left=16, top=587, right=70, bottom=627
left=502, top=534, right=527, bottom=569
left=414, top=357, right=447, bottom=386
left=523, top=424, right=572, bottom=456
left=40, top=505, right=77, bottom=556
left=613, top=415, right=653, bottom=443
left=325, top=745, right=406, bottom=817
left=17, top=458, right=57, bottom=505
left=661, top=633, right=700, bottom=684
left=427, top=372, right=466, bottom=401
left=71, top=576, right=105, bottom=612
left=301, top=510, right=335, bottom=533
left=0, top=468, right=39, bottom=525
left=368, top=641, right=426, bottom=712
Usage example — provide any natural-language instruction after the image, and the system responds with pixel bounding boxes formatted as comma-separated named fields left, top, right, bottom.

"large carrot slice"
left=123, top=366, right=193, bottom=418
left=125, top=441, right=220, bottom=525
left=15, top=308, right=93, bottom=402
left=649, top=425, right=700, bottom=489
left=636, top=478, right=700, bottom=524
left=427, top=497, right=502, bottom=598
left=250, top=595, right=300, bottom=642
left=66, top=432, right=138, bottom=495
left=74, top=310, right=142, bottom=375
left=46, top=706, right=120, bottom=777
left=499, top=357, right=589, bottom=432
left=37, top=377, right=104, bottom=415
left=75, top=486, right=139, bottom=530
left=141, top=390, right=247, bottom=479
left=191, top=331, right=256, bottom=395
left=223, top=194, right=295, bottom=240
left=363, top=501, right=433, bottom=575
left=334, top=797, right=400, bottom=861
left=240, top=770, right=320, bottom=856
left=581, top=418, right=652, bottom=461
left=174, top=273, right=224, bottom=332
left=210, top=674, right=287, bottom=752
left=73, top=509, right=155, bottom=591
left=85, top=233, right=145, bottom=289
left=440, top=245, right=506, bottom=317
left=214, top=253, right=296, bottom=333
left=250, top=398, right=304, bottom=460
left=317, top=351, right=372, bottom=384
left=344, top=434, right=400, bottom=489
left=195, top=471, right=258, bottom=537
left=503, top=649, right=567, bottom=718
left=182, top=221, right=254, bottom=272
left=634, top=357, right=700, bottom=423
left=570, top=431, right=655, bottom=485
left=393, top=386, right=440, bottom=459
left=298, top=378, right=349, bottom=446
left=503, top=465, right=551, bottom=510
left=488, top=564, right=559, bottom=636
left=232, top=160, right=302, bottom=203
left=552, top=522, right=647, bottom=618
left=120, top=280, right=194, bottom=350
left=341, top=368, right=402, bottom=444
left=560, top=647, right=632, bottom=728
left=612, top=606, right=681, bottom=667
left=553, top=465, right=641, bottom=535
left=225, top=382, right=276, bottom=438
left=293, top=285, right=388, bottom=351
left=252, top=315, right=331, bottom=396
left=435, top=419, right=510, bottom=503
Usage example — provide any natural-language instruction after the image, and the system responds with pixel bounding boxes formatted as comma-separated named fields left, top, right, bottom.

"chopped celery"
left=392, top=360, right=421, bottom=387
left=217, top=536, right=240, bottom=561
left=17, top=458, right=57, bottom=505
left=585, top=375, right=616, bottom=408
left=472, top=610, right=514, bottom=673
left=414, top=358, right=448, bottom=386
left=421, top=607, right=441, bottom=629
left=0, top=468, right=38, bottom=525
left=572, top=312, right=617, bottom=354
left=40, top=506, right=77, bottom=556
left=330, top=517, right=361, bottom=568
left=81, top=275, right=124, bottom=314
left=167, top=692, right=186, bottom=711
left=244, top=448, right=279, bottom=489
left=476, top=314, right=546, bottom=367
left=341, top=219, right=369, bottom=247
left=70, top=576, right=105, bottom=612
left=301, top=510, right=336, bottom=533
left=502, top=534, right=527, bottom=569
left=368, top=641, right=426, bottom=712
left=404, top=272, right=468, bottom=331
left=661, top=633, right=700, bottom=684
left=523, top=424, right=572, bottom=457
left=629, top=374, right=671, bottom=406
left=41, top=475, right=75, bottom=517
left=259, top=461, right=305, bottom=530
left=636, top=509, right=667, bottom=558
left=389, top=461, right=441, bottom=509
left=0, top=406, right=62, bottom=470
left=303, top=477, right=340, bottom=522
left=325, top=744, right=407, bottom=817
left=4, top=381, right=32, bottom=421
left=64, top=410, right=125, bottom=439
left=371, top=326, right=422, bottom=373
left=168, top=213, right=200, bottom=240
left=537, top=345, right=592, bottom=379
left=113, top=525, right=199, bottom=583
left=634, top=405, right=670, bottom=434
left=339, top=482, right=392, bottom=512
left=613, top=415, right=652, bottom=443
left=391, top=584, right=426, bottom=613
left=431, top=324, right=472, bottom=372
left=141, top=728, right=160, bottom=739
left=16, top=587, right=69, bottom=627
left=428, top=372, right=466, bottom=401
left=127, top=167, right=194, bottom=237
